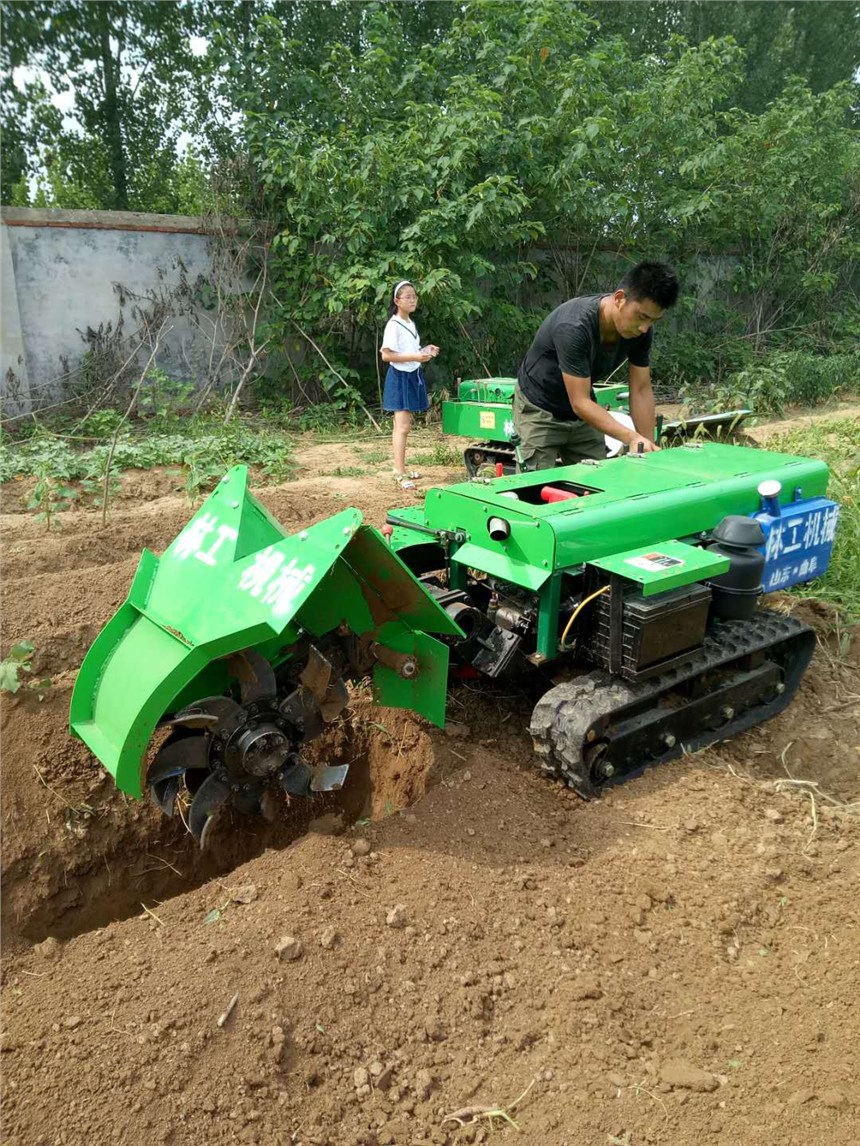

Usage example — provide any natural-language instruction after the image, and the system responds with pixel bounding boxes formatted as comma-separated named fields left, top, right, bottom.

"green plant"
left=765, top=417, right=860, bottom=620
left=356, top=448, right=389, bottom=464
left=410, top=441, right=461, bottom=468
left=696, top=351, right=860, bottom=416
left=2, top=415, right=296, bottom=491
left=137, top=366, right=196, bottom=422
left=0, top=641, right=51, bottom=697
left=185, top=452, right=226, bottom=505
left=27, top=465, right=79, bottom=529
left=78, top=408, right=126, bottom=438
left=323, top=466, right=368, bottom=478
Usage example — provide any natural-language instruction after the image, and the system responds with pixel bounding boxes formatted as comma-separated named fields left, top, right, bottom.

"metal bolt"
left=662, top=732, right=676, bottom=748
left=598, top=762, right=615, bottom=780
left=586, top=729, right=596, bottom=742
left=721, top=706, right=735, bottom=721
left=775, top=682, right=786, bottom=695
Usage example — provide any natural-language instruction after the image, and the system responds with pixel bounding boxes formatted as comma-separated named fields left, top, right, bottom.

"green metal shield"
left=70, top=466, right=461, bottom=797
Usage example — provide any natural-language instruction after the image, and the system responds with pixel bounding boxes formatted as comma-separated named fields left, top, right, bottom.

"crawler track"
left=530, top=611, right=816, bottom=797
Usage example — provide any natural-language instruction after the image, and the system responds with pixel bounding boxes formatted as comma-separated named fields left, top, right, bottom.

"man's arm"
left=627, top=363, right=657, bottom=443
left=562, top=372, right=659, bottom=453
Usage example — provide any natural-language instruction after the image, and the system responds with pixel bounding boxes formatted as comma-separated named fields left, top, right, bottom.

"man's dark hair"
left=620, top=261, right=679, bottom=309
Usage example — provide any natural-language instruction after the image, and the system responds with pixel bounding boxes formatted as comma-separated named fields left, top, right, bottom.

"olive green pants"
left=513, top=386, right=606, bottom=471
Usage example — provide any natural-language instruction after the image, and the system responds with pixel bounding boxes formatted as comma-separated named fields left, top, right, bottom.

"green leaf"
left=10, top=641, right=35, bottom=662
left=0, top=661, right=22, bottom=693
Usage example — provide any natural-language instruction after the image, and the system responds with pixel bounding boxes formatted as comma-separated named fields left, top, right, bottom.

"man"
left=513, top=261, right=680, bottom=469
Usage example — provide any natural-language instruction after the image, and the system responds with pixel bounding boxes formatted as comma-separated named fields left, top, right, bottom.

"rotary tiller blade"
left=188, top=772, right=231, bottom=845
left=148, top=734, right=211, bottom=785
left=280, top=757, right=314, bottom=797
left=319, top=677, right=350, bottom=723
left=148, top=732, right=212, bottom=816
left=160, top=696, right=245, bottom=730
left=150, top=773, right=183, bottom=817
left=278, top=687, right=325, bottom=742
left=227, top=650, right=277, bottom=705
left=231, top=781, right=267, bottom=816
left=309, top=764, right=350, bottom=793
left=300, top=645, right=333, bottom=703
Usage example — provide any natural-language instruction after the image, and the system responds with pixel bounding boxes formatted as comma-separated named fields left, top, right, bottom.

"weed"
left=442, top=1078, right=536, bottom=1132
left=410, top=441, right=461, bottom=468
left=204, top=901, right=231, bottom=924
left=324, top=466, right=368, bottom=478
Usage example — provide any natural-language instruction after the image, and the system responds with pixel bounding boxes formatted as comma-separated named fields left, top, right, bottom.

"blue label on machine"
left=755, top=496, right=839, bottom=592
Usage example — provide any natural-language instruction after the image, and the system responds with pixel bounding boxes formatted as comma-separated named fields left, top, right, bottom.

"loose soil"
left=2, top=424, right=859, bottom=1146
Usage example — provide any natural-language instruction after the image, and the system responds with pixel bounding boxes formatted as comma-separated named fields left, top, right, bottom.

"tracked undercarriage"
left=530, top=612, right=815, bottom=797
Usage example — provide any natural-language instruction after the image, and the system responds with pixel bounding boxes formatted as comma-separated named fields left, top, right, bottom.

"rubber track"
left=529, top=611, right=815, bottom=798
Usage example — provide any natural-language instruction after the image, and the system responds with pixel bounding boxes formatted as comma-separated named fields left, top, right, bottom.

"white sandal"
left=393, top=472, right=418, bottom=490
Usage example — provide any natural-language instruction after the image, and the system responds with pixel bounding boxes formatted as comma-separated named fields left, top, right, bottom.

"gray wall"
left=1, top=208, right=220, bottom=417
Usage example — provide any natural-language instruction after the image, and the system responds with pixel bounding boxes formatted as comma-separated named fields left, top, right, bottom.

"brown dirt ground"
left=2, top=423, right=859, bottom=1146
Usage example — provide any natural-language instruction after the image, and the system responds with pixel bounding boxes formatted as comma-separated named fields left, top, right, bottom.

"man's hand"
left=627, top=432, right=660, bottom=454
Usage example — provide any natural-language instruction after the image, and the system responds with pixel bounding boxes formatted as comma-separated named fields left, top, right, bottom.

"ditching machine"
left=441, top=376, right=752, bottom=476
left=71, top=441, right=839, bottom=843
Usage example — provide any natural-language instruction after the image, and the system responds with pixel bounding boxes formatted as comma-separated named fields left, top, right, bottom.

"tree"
left=1, top=1, right=204, bottom=210
left=222, top=0, right=858, bottom=397
left=591, top=1, right=860, bottom=113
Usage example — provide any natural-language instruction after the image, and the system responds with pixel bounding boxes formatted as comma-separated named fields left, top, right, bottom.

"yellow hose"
left=560, top=585, right=611, bottom=649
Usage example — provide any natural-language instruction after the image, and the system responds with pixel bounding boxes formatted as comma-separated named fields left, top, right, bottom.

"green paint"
left=589, top=540, right=730, bottom=596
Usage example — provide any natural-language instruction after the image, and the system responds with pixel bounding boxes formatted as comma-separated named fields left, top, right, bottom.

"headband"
left=393, top=280, right=413, bottom=302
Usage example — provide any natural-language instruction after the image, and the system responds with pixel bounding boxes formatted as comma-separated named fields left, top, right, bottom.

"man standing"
left=513, top=261, right=679, bottom=469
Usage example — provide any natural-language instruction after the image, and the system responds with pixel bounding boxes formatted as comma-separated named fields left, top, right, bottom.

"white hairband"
left=393, top=279, right=413, bottom=302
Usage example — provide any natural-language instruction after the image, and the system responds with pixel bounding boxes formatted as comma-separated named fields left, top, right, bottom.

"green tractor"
left=71, top=441, right=839, bottom=843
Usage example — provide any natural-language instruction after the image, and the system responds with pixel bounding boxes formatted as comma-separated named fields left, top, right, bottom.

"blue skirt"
left=382, top=365, right=429, bottom=413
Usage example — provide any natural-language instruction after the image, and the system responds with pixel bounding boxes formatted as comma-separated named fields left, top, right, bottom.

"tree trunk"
left=99, top=9, right=128, bottom=210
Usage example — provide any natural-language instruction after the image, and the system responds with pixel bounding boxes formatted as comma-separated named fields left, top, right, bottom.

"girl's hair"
left=389, top=279, right=415, bottom=317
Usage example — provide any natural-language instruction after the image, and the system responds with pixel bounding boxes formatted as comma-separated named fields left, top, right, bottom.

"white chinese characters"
left=238, top=547, right=316, bottom=618
left=173, top=513, right=239, bottom=566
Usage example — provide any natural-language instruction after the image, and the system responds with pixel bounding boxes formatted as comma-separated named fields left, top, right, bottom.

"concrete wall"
left=1, top=208, right=220, bottom=416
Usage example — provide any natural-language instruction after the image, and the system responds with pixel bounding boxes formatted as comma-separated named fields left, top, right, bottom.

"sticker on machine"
left=625, top=551, right=684, bottom=572
left=479, top=411, right=496, bottom=429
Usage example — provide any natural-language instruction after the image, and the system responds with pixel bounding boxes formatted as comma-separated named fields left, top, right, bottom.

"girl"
left=380, top=280, right=439, bottom=490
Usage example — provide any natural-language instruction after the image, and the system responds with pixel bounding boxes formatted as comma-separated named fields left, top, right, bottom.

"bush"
left=766, top=417, right=860, bottom=621
left=692, top=351, right=860, bottom=415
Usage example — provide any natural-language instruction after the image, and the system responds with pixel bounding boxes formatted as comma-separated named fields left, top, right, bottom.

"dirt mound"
left=1, top=440, right=858, bottom=1146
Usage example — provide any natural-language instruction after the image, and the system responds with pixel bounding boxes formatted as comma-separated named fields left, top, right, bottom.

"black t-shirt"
left=518, top=295, right=652, bottom=421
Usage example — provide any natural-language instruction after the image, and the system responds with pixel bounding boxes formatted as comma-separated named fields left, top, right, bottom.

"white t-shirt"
left=381, top=316, right=421, bottom=373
